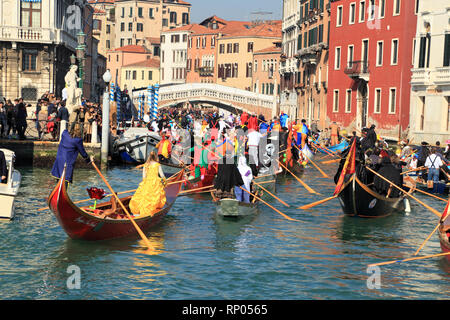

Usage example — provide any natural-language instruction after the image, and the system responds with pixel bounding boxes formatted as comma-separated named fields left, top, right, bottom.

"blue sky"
left=188, top=0, right=282, bottom=23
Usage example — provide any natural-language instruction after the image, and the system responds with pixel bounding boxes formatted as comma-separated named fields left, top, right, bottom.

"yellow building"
left=121, top=59, right=160, bottom=91
left=216, top=21, right=282, bottom=91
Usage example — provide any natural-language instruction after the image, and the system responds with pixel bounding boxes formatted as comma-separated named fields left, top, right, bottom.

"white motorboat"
left=0, top=149, right=21, bottom=220
left=113, top=127, right=162, bottom=163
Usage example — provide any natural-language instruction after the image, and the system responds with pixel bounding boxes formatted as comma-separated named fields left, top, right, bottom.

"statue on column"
left=64, top=64, right=82, bottom=128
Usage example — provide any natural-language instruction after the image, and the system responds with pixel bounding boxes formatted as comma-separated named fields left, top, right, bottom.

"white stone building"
left=0, top=0, right=99, bottom=102
left=410, top=1, right=450, bottom=144
left=160, top=25, right=191, bottom=85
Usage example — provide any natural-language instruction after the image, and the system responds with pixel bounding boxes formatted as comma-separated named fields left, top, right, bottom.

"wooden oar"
left=312, top=142, right=339, bottom=158
left=400, top=166, right=426, bottom=175
left=37, top=189, right=137, bottom=212
left=366, top=166, right=442, bottom=218
left=321, top=159, right=341, bottom=164
left=277, top=160, right=319, bottom=195
left=298, top=195, right=338, bottom=210
left=368, top=252, right=450, bottom=268
left=90, top=159, right=153, bottom=250
left=179, top=185, right=214, bottom=195
left=253, top=180, right=290, bottom=207
left=293, top=144, right=329, bottom=178
left=404, top=184, right=447, bottom=202
left=238, top=186, right=300, bottom=222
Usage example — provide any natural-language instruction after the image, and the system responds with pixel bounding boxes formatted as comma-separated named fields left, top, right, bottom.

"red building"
left=327, top=0, right=417, bottom=140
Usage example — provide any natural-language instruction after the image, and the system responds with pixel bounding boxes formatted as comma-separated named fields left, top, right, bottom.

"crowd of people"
left=0, top=92, right=103, bottom=143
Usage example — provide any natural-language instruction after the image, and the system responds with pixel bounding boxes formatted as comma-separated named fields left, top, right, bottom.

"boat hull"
left=316, top=141, right=349, bottom=154
left=215, top=198, right=258, bottom=218
left=338, top=176, right=406, bottom=218
left=439, top=224, right=450, bottom=263
left=47, top=169, right=184, bottom=241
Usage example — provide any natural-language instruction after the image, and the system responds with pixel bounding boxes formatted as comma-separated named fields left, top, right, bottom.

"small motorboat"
left=0, top=149, right=21, bottom=220
left=113, top=127, right=162, bottom=163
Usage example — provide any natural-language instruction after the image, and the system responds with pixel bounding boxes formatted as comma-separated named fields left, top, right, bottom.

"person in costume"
left=234, top=156, right=254, bottom=203
left=51, top=123, right=90, bottom=184
left=129, top=151, right=166, bottom=217
left=156, top=133, right=172, bottom=163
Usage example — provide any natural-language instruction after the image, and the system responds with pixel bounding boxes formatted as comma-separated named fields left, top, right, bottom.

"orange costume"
left=330, top=123, right=339, bottom=146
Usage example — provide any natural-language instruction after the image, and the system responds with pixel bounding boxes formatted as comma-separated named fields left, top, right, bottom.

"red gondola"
left=47, top=167, right=184, bottom=241
left=439, top=221, right=450, bottom=263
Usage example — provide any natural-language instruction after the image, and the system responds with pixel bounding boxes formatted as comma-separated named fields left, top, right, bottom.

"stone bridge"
left=132, top=83, right=278, bottom=119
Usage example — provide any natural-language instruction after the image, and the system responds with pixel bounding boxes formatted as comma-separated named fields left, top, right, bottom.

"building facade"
left=216, top=21, right=282, bottom=91
left=409, top=0, right=450, bottom=144
left=91, top=0, right=116, bottom=57
left=121, top=58, right=160, bottom=90
left=327, top=0, right=417, bottom=140
left=160, top=25, right=191, bottom=84
left=280, top=0, right=301, bottom=119
left=295, top=0, right=330, bottom=130
left=0, top=0, right=89, bottom=102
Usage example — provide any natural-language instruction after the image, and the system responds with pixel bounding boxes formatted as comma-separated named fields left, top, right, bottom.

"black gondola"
left=338, top=174, right=413, bottom=218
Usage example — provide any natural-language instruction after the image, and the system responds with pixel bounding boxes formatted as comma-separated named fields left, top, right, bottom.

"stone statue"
left=64, top=65, right=81, bottom=115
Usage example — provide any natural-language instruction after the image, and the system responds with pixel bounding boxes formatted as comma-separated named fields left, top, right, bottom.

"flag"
left=333, top=140, right=357, bottom=196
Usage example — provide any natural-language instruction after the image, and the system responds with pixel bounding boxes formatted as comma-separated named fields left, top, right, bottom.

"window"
left=22, top=49, right=38, bottom=71
left=106, top=40, right=110, bottom=49
left=106, top=25, right=111, bottom=34
left=418, top=36, right=427, bottom=68
left=391, top=39, right=399, bottom=65
left=196, top=37, right=200, bottom=48
left=376, top=41, right=383, bottom=66
left=337, top=6, right=343, bottom=26
left=415, top=0, right=420, bottom=15
left=359, top=1, right=366, bottom=22
left=419, top=96, right=425, bottom=130
left=116, top=54, right=119, bottom=62
left=345, top=90, right=352, bottom=113
left=202, top=37, right=206, bottom=48
left=93, top=19, right=101, bottom=31
left=374, top=89, right=381, bottom=113
left=121, top=7, right=125, bottom=18
left=233, top=43, right=239, bottom=53
left=182, top=13, right=189, bottom=25
left=393, top=0, right=401, bottom=15
left=211, top=36, right=215, bottom=47
left=219, top=44, right=225, bottom=54
left=120, top=23, right=125, bottom=32
left=246, top=63, right=252, bottom=78
left=348, top=45, right=354, bottom=68
left=444, top=34, right=450, bottom=67
left=149, top=8, right=154, bottom=18
left=128, top=23, right=133, bottom=32
left=138, top=7, right=143, bottom=17
left=161, top=35, right=165, bottom=43
left=170, top=12, right=177, bottom=24
left=137, top=23, right=143, bottom=32
left=248, top=42, right=254, bottom=52
left=335, top=47, right=341, bottom=69
left=129, top=7, right=133, bottom=17
left=162, top=19, right=168, bottom=27
left=141, top=70, right=145, bottom=80
left=128, top=38, right=132, bottom=45
left=369, top=0, right=375, bottom=20
left=389, top=88, right=396, bottom=114
left=227, top=43, right=233, bottom=53
left=21, top=87, right=37, bottom=101
left=379, top=0, right=385, bottom=18
left=333, top=90, right=339, bottom=112
left=349, top=3, right=356, bottom=24
left=183, top=34, right=188, bottom=42
left=132, top=70, right=137, bottom=80
left=120, top=39, right=124, bottom=47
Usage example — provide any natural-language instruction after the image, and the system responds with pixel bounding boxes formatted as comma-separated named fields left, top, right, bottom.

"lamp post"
left=76, top=31, right=86, bottom=90
left=101, top=69, right=112, bottom=168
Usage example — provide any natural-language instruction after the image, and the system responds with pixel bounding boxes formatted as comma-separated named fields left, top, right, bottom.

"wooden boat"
left=47, top=167, right=185, bottom=241
left=438, top=220, right=450, bottom=263
left=314, top=140, right=349, bottom=154
left=211, top=191, right=259, bottom=219
left=183, top=173, right=215, bottom=194
left=338, top=174, right=412, bottom=218
left=0, top=149, right=21, bottom=220
left=160, top=161, right=186, bottom=178
left=404, top=173, right=449, bottom=195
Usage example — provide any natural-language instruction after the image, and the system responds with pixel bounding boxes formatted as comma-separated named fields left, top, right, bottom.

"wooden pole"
left=293, top=144, right=329, bottom=178
left=277, top=159, right=319, bottom=194
left=253, top=180, right=290, bottom=207
left=90, top=159, right=153, bottom=250
left=298, top=195, right=338, bottom=210
left=238, top=186, right=300, bottom=222
left=404, top=184, right=447, bottom=202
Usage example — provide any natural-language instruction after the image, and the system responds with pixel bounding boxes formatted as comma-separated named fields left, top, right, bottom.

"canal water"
left=1, top=163, right=450, bottom=300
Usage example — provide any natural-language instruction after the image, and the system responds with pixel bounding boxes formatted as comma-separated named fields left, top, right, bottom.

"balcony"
left=344, top=61, right=370, bottom=81
left=198, top=66, right=214, bottom=77
left=434, top=67, right=450, bottom=85
left=411, top=68, right=430, bottom=86
left=0, top=26, right=77, bottom=50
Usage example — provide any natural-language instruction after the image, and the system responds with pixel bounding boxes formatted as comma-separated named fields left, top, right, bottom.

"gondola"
left=182, top=171, right=216, bottom=194
left=211, top=191, right=259, bottom=219
left=438, top=220, right=450, bottom=263
left=314, top=140, right=349, bottom=154
left=47, top=167, right=185, bottom=241
left=338, top=174, right=413, bottom=218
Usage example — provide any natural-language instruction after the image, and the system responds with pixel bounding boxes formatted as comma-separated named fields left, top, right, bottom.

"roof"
left=162, top=23, right=209, bottom=34
left=163, top=0, right=191, bottom=5
left=221, top=20, right=282, bottom=39
left=254, top=45, right=282, bottom=55
left=114, top=45, right=150, bottom=53
left=146, top=37, right=161, bottom=44
left=122, top=58, right=160, bottom=69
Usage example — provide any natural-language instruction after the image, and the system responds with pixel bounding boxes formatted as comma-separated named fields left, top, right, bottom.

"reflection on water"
left=2, top=164, right=450, bottom=299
